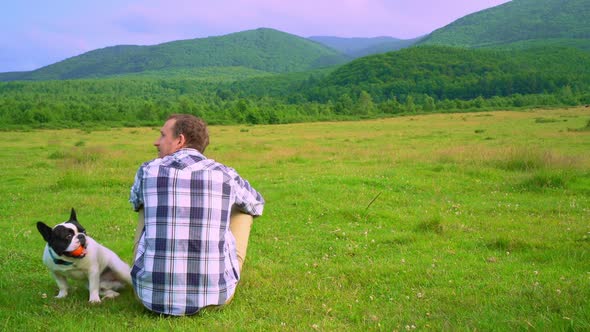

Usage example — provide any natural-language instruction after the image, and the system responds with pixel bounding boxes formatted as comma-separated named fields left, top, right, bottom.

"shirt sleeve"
left=129, top=166, right=145, bottom=212
left=228, top=168, right=264, bottom=217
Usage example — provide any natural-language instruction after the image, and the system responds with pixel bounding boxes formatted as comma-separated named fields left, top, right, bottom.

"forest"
left=1, top=44, right=589, bottom=130
left=1, top=0, right=590, bottom=129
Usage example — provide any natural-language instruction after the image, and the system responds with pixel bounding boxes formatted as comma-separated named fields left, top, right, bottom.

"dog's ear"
left=67, top=208, right=86, bottom=234
left=36, top=222, right=53, bottom=242
left=69, top=208, right=77, bottom=222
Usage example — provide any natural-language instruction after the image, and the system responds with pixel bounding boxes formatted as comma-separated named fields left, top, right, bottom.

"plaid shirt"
left=129, top=148, right=264, bottom=316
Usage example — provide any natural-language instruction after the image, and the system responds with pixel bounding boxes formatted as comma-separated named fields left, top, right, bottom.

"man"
left=129, top=114, right=265, bottom=316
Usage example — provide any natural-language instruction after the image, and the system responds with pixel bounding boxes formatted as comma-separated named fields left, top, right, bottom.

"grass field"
left=0, top=107, right=589, bottom=331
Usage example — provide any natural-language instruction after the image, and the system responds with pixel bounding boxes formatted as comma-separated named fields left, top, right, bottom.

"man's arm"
left=229, top=207, right=253, bottom=272
left=133, top=208, right=145, bottom=260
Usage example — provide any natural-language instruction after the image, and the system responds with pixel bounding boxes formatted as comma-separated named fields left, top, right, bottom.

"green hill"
left=300, top=45, right=590, bottom=102
left=418, top=0, right=590, bottom=48
left=491, top=38, right=590, bottom=52
left=3, top=28, right=348, bottom=81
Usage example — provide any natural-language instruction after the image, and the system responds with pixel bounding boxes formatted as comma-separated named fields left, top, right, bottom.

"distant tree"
left=265, top=108, right=281, bottom=124
left=245, top=108, right=262, bottom=124
left=473, top=96, right=485, bottom=108
left=405, top=95, right=416, bottom=113
left=231, top=99, right=249, bottom=123
left=379, top=96, right=401, bottom=114
left=335, top=94, right=354, bottom=115
left=423, top=94, right=436, bottom=112
left=558, top=85, right=577, bottom=105
left=178, top=96, right=197, bottom=114
left=356, top=91, right=375, bottom=115
left=216, top=88, right=232, bottom=100
left=137, top=101, right=158, bottom=121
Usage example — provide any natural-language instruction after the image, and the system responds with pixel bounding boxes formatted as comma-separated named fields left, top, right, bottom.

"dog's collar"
left=48, top=249, right=74, bottom=266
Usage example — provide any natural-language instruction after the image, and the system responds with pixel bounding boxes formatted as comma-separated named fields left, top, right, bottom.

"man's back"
left=130, top=148, right=264, bottom=315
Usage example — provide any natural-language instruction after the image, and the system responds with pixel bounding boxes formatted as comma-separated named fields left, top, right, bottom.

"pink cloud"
left=106, top=0, right=510, bottom=40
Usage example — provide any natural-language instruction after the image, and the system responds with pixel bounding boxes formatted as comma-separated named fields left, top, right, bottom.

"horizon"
left=0, top=0, right=511, bottom=73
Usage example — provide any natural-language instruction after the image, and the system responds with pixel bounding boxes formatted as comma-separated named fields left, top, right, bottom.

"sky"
left=1, top=0, right=511, bottom=73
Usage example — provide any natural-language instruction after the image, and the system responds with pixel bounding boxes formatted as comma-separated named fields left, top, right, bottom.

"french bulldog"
left=36, top=208, right=132, bottom=303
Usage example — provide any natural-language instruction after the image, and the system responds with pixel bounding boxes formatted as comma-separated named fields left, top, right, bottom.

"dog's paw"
left=88, top=296, right=102, bottom=304
left=101, top=290, right=120, bottom=300
left=56, top=290, right=68, bottom=299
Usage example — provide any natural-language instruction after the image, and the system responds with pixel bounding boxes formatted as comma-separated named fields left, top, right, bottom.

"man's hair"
left=167, top=114, right=210, bottom=153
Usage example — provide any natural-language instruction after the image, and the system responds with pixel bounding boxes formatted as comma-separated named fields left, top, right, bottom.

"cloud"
left=108, top=0, right=403, bottom=39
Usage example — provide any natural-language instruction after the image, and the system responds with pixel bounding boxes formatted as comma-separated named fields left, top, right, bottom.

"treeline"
left=0, top=79, right=586, bottom=129
left=1, top=45, right=589, bottom=129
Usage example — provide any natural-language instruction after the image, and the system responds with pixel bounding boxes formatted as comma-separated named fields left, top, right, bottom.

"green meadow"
left=0, top=107, right=589, bottom=331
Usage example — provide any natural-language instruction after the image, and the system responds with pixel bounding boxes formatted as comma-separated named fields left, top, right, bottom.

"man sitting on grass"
left=130, top=114, right=265, bottom=316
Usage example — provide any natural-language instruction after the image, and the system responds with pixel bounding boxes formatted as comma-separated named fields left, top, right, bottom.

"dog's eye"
left=66, top=234, right=73, bottom=239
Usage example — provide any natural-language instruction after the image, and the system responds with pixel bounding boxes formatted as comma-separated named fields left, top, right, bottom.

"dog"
left=36, top=208, right=132, bottom=303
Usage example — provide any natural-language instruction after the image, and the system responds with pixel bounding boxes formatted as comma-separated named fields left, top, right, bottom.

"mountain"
left=307, top=36, right=422, bottom=58
left=299, top=45, right=590, bottom=102
left=418, top=0, right=590, bottom=48
left=2, top=28, right=349, bottom=81
left=0, top=71, right=29, bottom=81
left=2, top=0, right=589, bottom=85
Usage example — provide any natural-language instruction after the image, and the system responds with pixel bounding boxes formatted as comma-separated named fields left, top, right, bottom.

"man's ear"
left=177, top=133, right=186, bottom=148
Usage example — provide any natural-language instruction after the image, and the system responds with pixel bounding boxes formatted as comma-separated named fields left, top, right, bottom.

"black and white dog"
left=36, top=208, right=132, bottom=303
